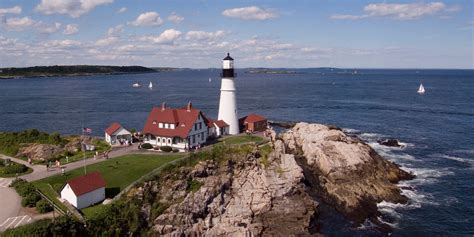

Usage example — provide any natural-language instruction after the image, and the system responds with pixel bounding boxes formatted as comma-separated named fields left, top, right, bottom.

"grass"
left=218, top=134, right=265, bottom=145
left=33, top=154, right=183, bottom=218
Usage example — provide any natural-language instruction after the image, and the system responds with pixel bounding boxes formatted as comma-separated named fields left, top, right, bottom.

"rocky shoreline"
left=126, top=122, right=414, bottom=236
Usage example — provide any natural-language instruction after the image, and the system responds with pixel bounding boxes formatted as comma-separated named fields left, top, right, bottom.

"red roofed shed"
left=60, top=172, right=106, bottom=209
left=239, top=114, right=268, bottom=133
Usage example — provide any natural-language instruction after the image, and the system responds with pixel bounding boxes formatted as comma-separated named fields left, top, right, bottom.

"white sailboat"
left=132, top=83, right=141, bottom=88
left=209, top=77, right=212, bottom=83
left=417, top=83, right=425, bottom=94
left=148, top=81, right=153, bottom=89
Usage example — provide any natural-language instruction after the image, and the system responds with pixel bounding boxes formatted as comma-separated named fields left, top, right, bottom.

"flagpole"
left=82, top=126, right=87, bottom=175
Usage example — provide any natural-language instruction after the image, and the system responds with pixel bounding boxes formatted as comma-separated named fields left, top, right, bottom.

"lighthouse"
left=218, top=53, right=239, bottom=135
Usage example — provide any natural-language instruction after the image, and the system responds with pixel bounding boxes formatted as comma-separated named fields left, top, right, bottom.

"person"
left=45, top=162, right=49, bottom=171
left=66, top=156, right=69, bottom=163
left=28, top=158, right=32, bottom=165
left=61, top=167, right=65, bottom=176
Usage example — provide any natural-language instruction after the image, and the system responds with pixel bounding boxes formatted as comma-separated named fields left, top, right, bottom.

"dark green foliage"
left=172, top=148, right=179, bottom=153
left=0, top=65, right=155, bottom=78
left=1, top=216, right=86, bottom=237
left=21, top=193, right=41, bottom=207
left=140, top=143, right=153, bottom=149
left=11, top=179, right=36, bottom=197
left=186, top=178, right=203, bottom=193
left=36, top=200, right=53, bottom=213
left=160, top=146, right=172, bottom=152
left=2, top=163, right=28, bottom=174
left=0, top=130, right=67, bottom=156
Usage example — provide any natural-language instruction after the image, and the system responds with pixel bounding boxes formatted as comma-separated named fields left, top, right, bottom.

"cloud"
left=128, top=11, right=163, bottom=26
left=331, top=2, right=456, bottom=21
left=168, top=12, right=184, bottom=24
left=95, top=36, right=119, bottom=46
left=116, top=7, right=127, bottom=14
left=139, top=29, right=182, bottom=44
left=186, top=30, right=226, bottom=41
left=107, top=24, right=124, bottom=36
left=37, top=22, right=62, bottom=34
left=222, top=6, right=278, bottom=20
left=0, top=6, right=22, bottom=15
left=63, top=24, right=79, bottom=35
left=1, top=17, right=35, bottom=31
left=35, top=0, right=113, bottom=18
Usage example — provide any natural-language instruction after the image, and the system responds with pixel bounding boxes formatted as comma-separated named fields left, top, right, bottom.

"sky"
left=0, top=0, right=472, bottom=69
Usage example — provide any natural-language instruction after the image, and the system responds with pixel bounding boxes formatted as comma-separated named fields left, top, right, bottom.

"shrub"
left=22, top=193, right=40, bottom=207
left=140, top=143, right=153, bottom=149
left=12, top=179, right=36, bottom=197
left=36, top=199, right=53, bottom=213
left=4, top=163, right=28, bottom=174
left=172, top=148, right=179, bottom=153
left=186, top=179, right=203, bottom=193
left=160, top=146, right=172, bottom=152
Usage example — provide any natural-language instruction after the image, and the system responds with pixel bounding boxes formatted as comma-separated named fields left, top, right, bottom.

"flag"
left=82, top=127, right=92, bottom=133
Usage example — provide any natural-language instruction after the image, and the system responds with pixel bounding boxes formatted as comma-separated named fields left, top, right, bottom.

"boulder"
left=16, top=143, right=64, bottom=161
left=378, top=139, right=402, bottom=148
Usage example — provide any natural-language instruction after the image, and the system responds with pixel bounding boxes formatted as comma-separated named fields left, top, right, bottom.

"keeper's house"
left=60, top=172, right=106, bottom=209
left=143, top=102, right=211, bottom=150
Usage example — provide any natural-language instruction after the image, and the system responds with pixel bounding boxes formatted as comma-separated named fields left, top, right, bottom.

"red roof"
left=142, top=103, right=211, bottom=138
left=66, top=172, right=106, bottom=196
left=214, top=120, right=229, bottom=128
left=241, top=114, right=267, bottom=123
left=105, top=122, right=122, bottom=135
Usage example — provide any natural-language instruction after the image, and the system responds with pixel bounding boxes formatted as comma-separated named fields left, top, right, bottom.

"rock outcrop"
left=129, top=122, right=413, bottom=236
left=378, top=139, right=403, bottom=148
left=16, top=143, right=64, bottom=161
left=280, top=122, right=414, bottom=223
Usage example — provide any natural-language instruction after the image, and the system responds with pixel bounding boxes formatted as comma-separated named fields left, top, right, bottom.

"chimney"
left=161, top=102, right=166, bottom=111
left=186, top=101, right=192, bottom=112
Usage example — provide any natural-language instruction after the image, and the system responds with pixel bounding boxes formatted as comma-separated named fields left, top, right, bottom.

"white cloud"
left=42, top=39, right=82, bottom=48
left=35, top=0, right=113, bottom=18
left=116, top=7, right=127, bottom=14
left=139, top=29, right=182, bottom=44
left=331, top=2, right=456, bottom=21
left=63, top=24, right=79, bottom=35
left=107, top=24, right=124, bottom=36
left=95, top=36, right=119, bottom=46
left=222, top=6, right=278, bottom=20
left=168, top=12, right=184, bottom=23
left=186, top=30, right=226, bottom=41
left=38, top=22, right=62, bottom=34
left=128, top=12, right=163, bottom=26
left=2, top=17, right=35, bottom=31
left=330, top=14, right=368, bottom=20
left=0, top=6, right=22, bottom=15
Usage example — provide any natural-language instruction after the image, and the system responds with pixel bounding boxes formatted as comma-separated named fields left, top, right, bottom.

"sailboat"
left=209, top=77, right=212, bottom=83
left=417, top=83, right=425, bottom=94
left=148, top=81, right=153, bottom=89
left=132, top=83, right=141, bottom=88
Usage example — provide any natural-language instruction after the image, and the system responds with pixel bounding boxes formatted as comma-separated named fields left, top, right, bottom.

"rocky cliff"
left=128, top=122, right=413, bottom=236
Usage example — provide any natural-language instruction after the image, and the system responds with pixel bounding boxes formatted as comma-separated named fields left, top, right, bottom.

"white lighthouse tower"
left=218, top=53, right=239, bottom=135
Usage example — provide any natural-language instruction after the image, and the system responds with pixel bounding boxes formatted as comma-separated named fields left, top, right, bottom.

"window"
left=162, top=138, right=166, bottom=143
left=199, top=123, right=202, bottom=130
left=168, top=138, right=171, bottom=144
left=158, top=123, right=163, bottom=128
left=194, top=123, right=198, bottom=130
left=153, top=121, right=157, bottom=125
left=165, top=123, right=169, bottom=129
left=170, top=124, right=175, bottom=129
left=192, top=135, right=195, bottom=144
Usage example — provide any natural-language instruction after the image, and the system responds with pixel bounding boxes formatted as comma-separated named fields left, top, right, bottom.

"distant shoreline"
left=0, top=65, right=170, bottom=80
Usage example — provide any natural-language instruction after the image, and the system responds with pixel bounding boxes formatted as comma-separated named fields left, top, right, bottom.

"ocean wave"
left=342, top=128, right=360, bottom=134
left=441, top=155, right=474, bottom=166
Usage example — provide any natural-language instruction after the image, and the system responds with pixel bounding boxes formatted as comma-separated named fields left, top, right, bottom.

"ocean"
left=0, top=68, right=473, bottom=236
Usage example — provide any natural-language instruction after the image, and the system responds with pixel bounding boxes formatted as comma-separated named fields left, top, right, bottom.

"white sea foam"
left=359, top=132, right=382, bottom=140
left=441, top=155, right=474, bottom=166
left=342, top=128, right=360, bottom=134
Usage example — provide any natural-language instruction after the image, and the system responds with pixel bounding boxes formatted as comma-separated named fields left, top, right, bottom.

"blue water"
left=0, top=69, right=473, bottom=236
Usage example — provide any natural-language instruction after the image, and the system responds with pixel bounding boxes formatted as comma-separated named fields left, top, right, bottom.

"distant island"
left=245, top=68, right=303, bottom=74
left=0, top=65, right=157, bottom=79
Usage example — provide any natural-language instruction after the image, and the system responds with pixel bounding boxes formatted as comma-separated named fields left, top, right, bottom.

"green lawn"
left=33, top=154, right=183, bottom=217
left=219, top=135, right=265, bottom=145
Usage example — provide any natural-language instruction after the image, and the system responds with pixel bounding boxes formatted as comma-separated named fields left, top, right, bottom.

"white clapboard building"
left=60, top=172, right=106, bottom=209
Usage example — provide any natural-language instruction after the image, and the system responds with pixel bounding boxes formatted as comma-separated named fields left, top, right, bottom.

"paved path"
left=0, top=177, right=30, bottom=232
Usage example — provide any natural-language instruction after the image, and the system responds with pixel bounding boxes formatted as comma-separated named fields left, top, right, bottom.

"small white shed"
left=213, top=120, right=229, bottom=137
left=105, top=122, right=132, bottom=145
left=60, top=172, right=106, bottom=209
